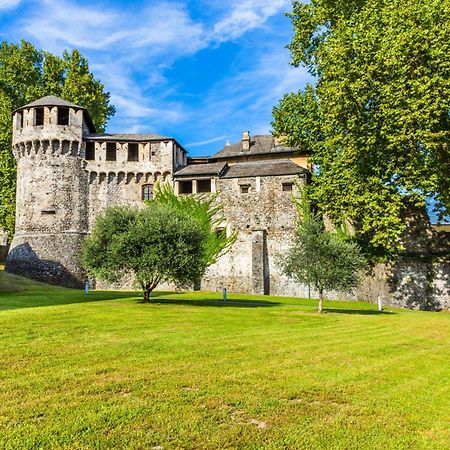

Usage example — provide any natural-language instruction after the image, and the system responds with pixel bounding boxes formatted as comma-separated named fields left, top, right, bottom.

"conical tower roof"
left=13, top=95, right=96, bottom=132
left=14, top=95, right=86, bottom=112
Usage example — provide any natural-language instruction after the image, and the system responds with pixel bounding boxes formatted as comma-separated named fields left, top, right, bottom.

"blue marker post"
left=84, top=280, right=89, bottom=296
left=223, top=287, right=227, bottom=303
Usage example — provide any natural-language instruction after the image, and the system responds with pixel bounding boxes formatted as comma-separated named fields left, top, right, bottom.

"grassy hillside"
left=0, top=270, right=449, bottom=449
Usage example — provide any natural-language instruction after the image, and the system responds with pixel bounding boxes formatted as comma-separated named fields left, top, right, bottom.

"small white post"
left=223, top=287, right=227, bottom=303
left=84, top=280, right=89, bottom=296
left=377, top=295, right=383, bottom=312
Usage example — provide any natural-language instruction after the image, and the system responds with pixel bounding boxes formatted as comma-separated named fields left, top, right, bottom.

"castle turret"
left=6, top=96, right=95, bottom=288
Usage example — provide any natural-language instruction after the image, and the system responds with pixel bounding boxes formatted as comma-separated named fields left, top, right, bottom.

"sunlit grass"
left=0, top=270, right=448, bottom=449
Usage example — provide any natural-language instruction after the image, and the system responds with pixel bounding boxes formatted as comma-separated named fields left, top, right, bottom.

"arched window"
left=142, top=184, right=153, bottom=201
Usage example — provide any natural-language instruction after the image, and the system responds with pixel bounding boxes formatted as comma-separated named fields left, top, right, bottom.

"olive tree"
left=278, top=189, right=367, bottom=313
left=82, top=185, right=236, bottom=302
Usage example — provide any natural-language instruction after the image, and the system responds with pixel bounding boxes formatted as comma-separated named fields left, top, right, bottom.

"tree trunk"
left=141, top=280, right=160, bottom=303
left=318, top=289, right=324, bottom=314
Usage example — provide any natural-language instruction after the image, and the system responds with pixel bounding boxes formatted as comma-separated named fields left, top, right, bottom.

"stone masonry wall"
left=0, top=229, right=9, bottom=261
left=6, top=106, right=89, bottom=288
left=199, top=174, right=309, bottom=296
left=85, top=141, right=176, bottom=228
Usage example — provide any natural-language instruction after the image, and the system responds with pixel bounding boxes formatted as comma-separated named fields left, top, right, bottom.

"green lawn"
left=0, top=270, right=449, bottom=449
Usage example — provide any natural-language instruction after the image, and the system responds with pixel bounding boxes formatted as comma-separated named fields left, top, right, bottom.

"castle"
left=5, top=96, right=450, bottom=310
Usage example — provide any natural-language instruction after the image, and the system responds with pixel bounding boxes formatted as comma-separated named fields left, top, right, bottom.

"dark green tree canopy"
left=0, top=41, right=115, bottom=237
left=273, top=0, right=450, bottom=259
left=82, top=204, right=207, bottom=302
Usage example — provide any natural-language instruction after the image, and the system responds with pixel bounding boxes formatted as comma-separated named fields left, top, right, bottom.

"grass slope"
left=0, top=271, right=449, bottom=449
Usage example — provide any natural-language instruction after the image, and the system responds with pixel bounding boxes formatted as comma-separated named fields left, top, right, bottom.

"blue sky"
left=0, top=0, right=312, bottom=156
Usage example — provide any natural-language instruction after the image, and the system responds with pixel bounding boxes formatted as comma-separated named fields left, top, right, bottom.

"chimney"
left=242, top=131, right=250, bottom=151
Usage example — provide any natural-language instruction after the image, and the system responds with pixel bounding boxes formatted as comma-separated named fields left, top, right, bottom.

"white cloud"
left=180, top=43, right=312, bottom=150
left=185, top=136, right=228, bottom=148
left=13, top=0, right=303, bottom=147
left=19, top=0, right=203, bottom=129
left=22, top=0, right=207, bottom=56
left=0, top=0, right=21, bottom=9
left=212, top=0, right=291, bottom=41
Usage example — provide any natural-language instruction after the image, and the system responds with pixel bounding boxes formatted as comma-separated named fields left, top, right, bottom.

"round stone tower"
left=6, top=95, right=95, bottom=288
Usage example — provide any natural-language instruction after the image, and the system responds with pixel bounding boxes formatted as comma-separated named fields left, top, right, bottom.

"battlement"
left=12, top=96, right=94, bottom=150
left=86, top=170, right=171, bottom=185
left=12, top=139, right=82, bottom=159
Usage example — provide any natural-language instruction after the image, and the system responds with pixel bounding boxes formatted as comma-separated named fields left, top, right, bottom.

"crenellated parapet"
left=86, top=170, right=171, bottom=185
left=12, top=139, right=82, bottom=159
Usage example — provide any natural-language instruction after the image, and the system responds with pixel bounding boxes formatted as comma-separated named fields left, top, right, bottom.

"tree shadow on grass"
left=0, top=290, right=140, bottom=312
left=324, top=308, right=396, bottom=315
left=139, top=297, right=281, bottom=308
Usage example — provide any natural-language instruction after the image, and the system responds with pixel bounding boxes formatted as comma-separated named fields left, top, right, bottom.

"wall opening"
left=35, top=108, right=44, bottom=126
left=142, top=184, right=153, bottom=201
left=85, top=142, right=95, bottom=160
left=282, top=182, right=293, bottom=192
left=197, top=179, right=211, bottom=193
left=240, top=184, right=250, bottom=194
left=57, top=107, right=70, bottom=125
left=179, top=180, right=193, bottom=194
left=17, top=111, right=23, bottom=129
left=128, top=143, right=139, bottom=161
left=106, top=142, right=117, bottom=161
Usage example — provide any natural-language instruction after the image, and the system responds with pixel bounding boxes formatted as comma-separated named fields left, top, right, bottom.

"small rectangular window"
left=282, top=182, right=293, bottom=192
left=179, top=180, right=193, bottom=194
left=240, top=184, right=250, bottom=194
left=57, top=107, right=69, bottom=125
left=142, top=184, right=153, bottom=201
left=41, top=209, right=56, bottom=215
left=106, top=142, right=116, bottom=161
left=197, top=179, right=211, bottom=193
left=35, top=108, right=44, bottom=126
left=17, top=111, right=23, bottom=129
left=85, top=142, right=95, bottom=160
left=128, top=143, right=139, bottom=161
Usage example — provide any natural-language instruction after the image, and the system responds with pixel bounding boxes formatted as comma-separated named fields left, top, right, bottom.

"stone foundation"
left=6, top=232, right=87, bottom=288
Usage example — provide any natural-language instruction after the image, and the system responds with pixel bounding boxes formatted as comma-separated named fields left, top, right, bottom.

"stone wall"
left=199, top=174, right=309, bottom=296
left=84, top=141, right=176, bottom=229
left=6, top=106, right=89, bottom=288
left=0, top=229, right=9, bottom=261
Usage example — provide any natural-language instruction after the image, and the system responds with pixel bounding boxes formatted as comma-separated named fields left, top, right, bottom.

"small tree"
left=278, top=188, right=367, bottom=313
left=82, top=185, right=236, bottom=302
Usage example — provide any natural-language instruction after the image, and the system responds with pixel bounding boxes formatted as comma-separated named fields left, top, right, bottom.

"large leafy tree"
left=0, top=41, right=115, bottom=238
left=273, top=0, right=450, bottom=259
left=82, top=185, right=236, bottom=302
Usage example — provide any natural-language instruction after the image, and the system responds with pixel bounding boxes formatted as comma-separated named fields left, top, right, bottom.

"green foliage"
left=273, top=0, right=450, bottom=259
left=0, top=41, right=115, bottom=238
left=153, top=183, right=237, bottom=266
left=279, top=187, right=367, bottom=311
left=82, top=204, right=207, bottom=301
left=2, top=269, right=449, bottom=448
left=82, top=189, right=235, bottom=301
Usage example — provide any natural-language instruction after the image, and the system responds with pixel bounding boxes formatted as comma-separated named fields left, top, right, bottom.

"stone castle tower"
left=6, top=96, right=94, bottom=288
